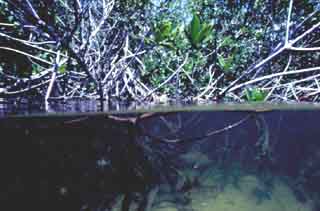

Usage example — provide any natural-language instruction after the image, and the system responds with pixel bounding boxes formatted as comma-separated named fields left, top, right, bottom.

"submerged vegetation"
left=0, top=0, right=319, bottom=106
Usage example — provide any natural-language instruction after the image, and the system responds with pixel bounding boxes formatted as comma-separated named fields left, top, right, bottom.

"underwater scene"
left=1, top=106, right=320, bottom=211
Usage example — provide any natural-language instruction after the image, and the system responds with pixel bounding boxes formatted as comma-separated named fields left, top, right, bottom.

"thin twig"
left=0, top=46, right=53, bottom=65
left=153, top=114, right=253, bottom=144
left=265, top=55, right=292, bottom=100
left=285, top=0, right=294, bottom=44
left=229, top=66, right=320, bottom=92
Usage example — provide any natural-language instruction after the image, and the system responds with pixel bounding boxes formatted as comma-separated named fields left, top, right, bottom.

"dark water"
left=1, top=100, right=320, bottom=211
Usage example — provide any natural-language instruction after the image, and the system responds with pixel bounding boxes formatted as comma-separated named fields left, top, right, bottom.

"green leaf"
left=58, top=64, right=67, bottom=74
left=190, top=14, right=201, bottom=45
left=240, top=26, right=249, bottom=35
left=245, top=88, right=267, bottom=102
left=155, top=21, right=172, bottom=43
left=219, top=36, right=234, bottom=48
left=217, top=54, right=234, bottom=72
left=160, top=21, right=172, bottom=36
left=245, top=89, right=252, bottom=101
left=217, top=55, right=226, bottom=69
left=32, top=64, right=40, bottom=74
left=197, top=23, right=212, bottom=44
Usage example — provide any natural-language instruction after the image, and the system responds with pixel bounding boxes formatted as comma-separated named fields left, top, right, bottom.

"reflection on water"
left=2, top=97, right=320, bottom=116
left=1, top=107, right=320, bottom=211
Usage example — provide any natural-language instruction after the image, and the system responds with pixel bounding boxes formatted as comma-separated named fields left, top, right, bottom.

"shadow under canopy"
left=0, top=113, right=182, bottom=211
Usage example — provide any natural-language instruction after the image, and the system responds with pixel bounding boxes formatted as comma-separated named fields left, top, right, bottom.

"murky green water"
left=1, top=103, right=320, bottom=211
